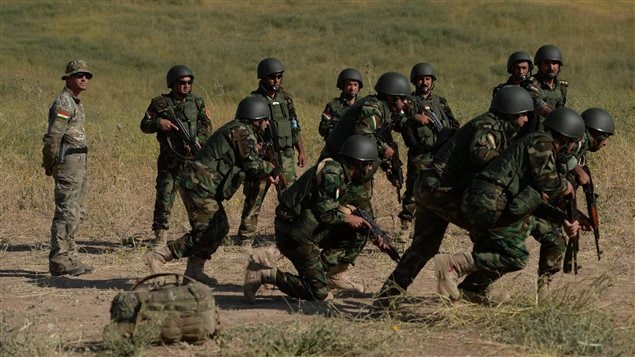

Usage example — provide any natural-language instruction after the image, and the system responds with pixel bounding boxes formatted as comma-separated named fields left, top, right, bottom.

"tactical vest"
left=252, top=91, right=294, bottom=148
left=325, top=95, right=384, bottom=155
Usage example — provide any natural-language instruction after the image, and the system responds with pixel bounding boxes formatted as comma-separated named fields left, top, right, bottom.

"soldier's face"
left=414, top=76, right=434, bottom=94
left=589, top=132, right=610, bottom=152
left=341, top=80, right=360, bottom=99
left=512, top=62, right=531, bottom=80
left=387, top=95, right=407, bottom=113
left=173, top=76, right=193, bottom=97
left=264, top=72, right=283, bottom=92
left=538, top=61, right=560, bottom=78
left=66, top=73, right=90, bottom=93
left=256, top=118, right=270, bottom=132
left=515, top=113, right=529, bottom=127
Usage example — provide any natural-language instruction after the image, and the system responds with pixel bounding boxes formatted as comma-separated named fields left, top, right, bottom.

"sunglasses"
left=73, top=73, right=91, bottom=79
left=176, top=80, right=193, bottom=85
left=267, top=74, right=283, bottom=80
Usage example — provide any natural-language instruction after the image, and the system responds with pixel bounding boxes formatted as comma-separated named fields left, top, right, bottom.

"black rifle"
left=562, top=193, right=580, bottom=274
left=379, top=119, right=403, bottom=203
left=147, top=108, right=200, bottom=159
left=353, top=209, right=401, bottom=263
left=264, top=118, right=287, bottom=192
left=581, top=165, right=601, bottom=260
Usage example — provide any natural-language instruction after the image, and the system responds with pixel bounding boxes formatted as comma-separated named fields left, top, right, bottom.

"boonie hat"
left=61, top=59, right=93, bottom=80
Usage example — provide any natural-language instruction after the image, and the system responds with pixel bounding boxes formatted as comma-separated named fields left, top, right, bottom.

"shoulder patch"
left=55, top=109, right=71, bottom=121
left=559, top=79, right=569, bottom=87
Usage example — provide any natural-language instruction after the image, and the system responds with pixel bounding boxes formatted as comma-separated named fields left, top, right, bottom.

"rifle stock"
left=352, top=209, right=401, bottom=262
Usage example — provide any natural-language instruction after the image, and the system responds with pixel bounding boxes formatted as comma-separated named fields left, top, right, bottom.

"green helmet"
left=336, top=68, right=363, bottom=89
left=506, top=51, right=534, bottom=74
left=235, top=96, right=270, bottom=121
left=339, top=135, right=378, bottom=162
left=544, top=108, right=585, bottom=140
left=581, top=108, right=615, bottom=135
left=534, top=45, right=564, bottom=65
left=166, top=65, right=194, bottom=88
left=491, top=86, right=534, bottom=115
left=257, top=58, right=285, bottom=79
left=374, top=72, right=410, bottom=96
left=410, top=63, right=437, bottom=82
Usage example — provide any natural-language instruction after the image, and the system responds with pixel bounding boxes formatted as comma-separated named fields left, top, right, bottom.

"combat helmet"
left=235, top=96, right=270, bottom=121
left=544, top=108, right=585, bottom=140
left=339, top=135, right=378, bottom=162
left=337, top=68, right=364, bottom=89
left=506, top=51, right=534, bottom=74
left=374, top=72, right=410, bottom=96
left=581, top=108, right=615, bottom=136
left=166, top=65, right=194, bottom=88
left=491, top=86, right=534, bottom=115
left=257, top=58, right=285, bottom=79
left=534, top=45, right=564, bottom=65
left=410, top=63, right=437, bottom=82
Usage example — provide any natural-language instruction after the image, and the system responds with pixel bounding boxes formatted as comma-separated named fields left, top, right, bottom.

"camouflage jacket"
left=251, top=85, right=301, bottom=149
left=400, top=92, right=459, bottom=154
left=526, top=73, right=568, bottom=117
left=432, top=112, right=522, bottom=191
left=178, top=119, right=273, bottom=201
left=474, top=131, right=569, bottom=204
left=42, top=87, right=87, bottom=171
left=491, top=76, right=533, bottom=97
left=324, top=95, right=402, bottom=159
left=318, top=94, right=359, bottom=139
left=277, top=158, right=353, bottom=225
left=140, top=92, right=213, bottom=168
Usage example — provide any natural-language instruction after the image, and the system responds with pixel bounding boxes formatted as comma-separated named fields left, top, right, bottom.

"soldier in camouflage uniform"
left=318, top=68, right=363, bottom=140
left=238, top=58, right=306, bottom=245
left=492, top=51, right=534, bottom=97
left=140, top=65, right=213, bottom=246
left=143, top=97, right=276, bottom=282
left=243, top=135, right=389, bottom=303
left=398, top=63, right=460, bottom=236
left=526, top=45, right=568, bottom=131
left=320, top=72, right=410, bottom=293
left=433, top=108, right=584, bottom=303
left=42, top=59, right=95, bottom=276
left=376, top=86, right=533, bottom=304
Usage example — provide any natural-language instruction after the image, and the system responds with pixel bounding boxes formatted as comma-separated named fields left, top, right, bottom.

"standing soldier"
left=492, top=51, right=534, bottom=95
left=398, top=63, right=460, bottom=237
left=434, top=108, right=583, bottom=303
left=143, top=97, right=277, bottom=282
left=526, top=45, right=568, bottom=131
left=238, top=58, right=306, bottom=246
left=318, top=68, right=364, bottom=140
left=140, top=65, right=213, bottom=246
left=42, top=59, right=94, bottom=276
left=243, top=135, right=388, bottom=303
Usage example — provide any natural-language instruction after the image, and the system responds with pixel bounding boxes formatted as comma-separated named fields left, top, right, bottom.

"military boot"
left=184, top=255, right=213, bottom=284
left=536, top=274, right=553, bottom=303
left=143, top=245, right=174, bottom=275
left=50, top=254, right=94, bottom=277
left=243, top=248, right=278, bottom=304
left=433, top=252, right=476, bottom=300
left=461, top=287, right=511, bottom=306
left=152, top=229, right=167, bottom=247
left=326, top=263, right=365, bottom=293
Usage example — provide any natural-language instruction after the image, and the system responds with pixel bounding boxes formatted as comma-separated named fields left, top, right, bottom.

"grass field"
left=1, top=1, right=634, bottom=356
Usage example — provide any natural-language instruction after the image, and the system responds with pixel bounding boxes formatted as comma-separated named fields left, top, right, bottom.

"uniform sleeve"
left=233, top=125, right=273, bottom=178
left=318, top=103, right=336, bottom=138
left=439, top=97, right=460, bottom=128
left=354, top=103, right=387, bottom=156
left=527, top=137, right=568, bottom=200
left=469, top=125, right=501, bottom=169
left=524, top=80, right=548, bottom=110
left=314, top=164, right=347, bottom=225
left=42, top=99, right=72, bottom=170
left=140, top=97, right=165, bottom=133
left=196, top=98, right=213, bottom=143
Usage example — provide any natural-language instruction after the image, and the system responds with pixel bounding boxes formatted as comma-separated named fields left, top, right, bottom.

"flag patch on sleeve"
left=56, top=110, right=71, bottom=121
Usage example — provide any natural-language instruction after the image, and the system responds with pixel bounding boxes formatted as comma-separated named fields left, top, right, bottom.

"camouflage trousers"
left=152, top=163, right=183, bottom=231
left=273, top=212, right=363, bottom=301
left=530, top=217, right=566, bottom=278
left=398, top=152, right=432, bottom=221
left=49, top=153, right=88, bottom=272
left=458, top=217, right=533, bottom=293
left=238, top=147, right=296, bottom=236
left=167, top=187, right=229, bottom=260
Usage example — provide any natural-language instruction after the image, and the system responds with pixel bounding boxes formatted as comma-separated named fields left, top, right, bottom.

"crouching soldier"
left=243, top=135, right=387, bottom=303
left=143, top=96, right=277, bottom=282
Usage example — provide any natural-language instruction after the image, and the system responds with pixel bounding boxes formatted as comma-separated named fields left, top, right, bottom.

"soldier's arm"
left=314, top=163, right=347, bottom=225
left=525, top=81, right=551, bottom=116
left=354, top=105, right=387, bottom=157
left=234, top=126, right=274, bottom=179
left=140, top=97, right=166, bottom=133
left=42, top=101, right=71, bottom=173
left=469, top=125, right=499, bottom=169
left=318, top=103, right=336, bottom=138
left=528, top=136, right=568, bottom=200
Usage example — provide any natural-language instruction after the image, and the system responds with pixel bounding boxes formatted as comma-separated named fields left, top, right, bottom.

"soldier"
left=526, top=45, right=568, bottom=130
left=41, top=59, right=95, bottom=276
left=492, top=51, right=534, bottom=96
left=243, top=135, right=388, bottom=303
left=536, top=107, right=616, bottom=300
left=398, top=63, right=460, bottom=237
left=140, top=65, right=213, bottom=246
left=238, top=58, right=306, bottom=245
left=143, top=96, right=277, bottom=282
left=318, top=68, right=364, bottom=140
left=376, top=86, right=533, bottom=304
left=434, top=108, right=583, bottom=303
left=320, top=72, right=410, bottom=293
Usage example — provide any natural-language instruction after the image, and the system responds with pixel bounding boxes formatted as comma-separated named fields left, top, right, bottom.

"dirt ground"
left=2, top=203, right=633, bottom=356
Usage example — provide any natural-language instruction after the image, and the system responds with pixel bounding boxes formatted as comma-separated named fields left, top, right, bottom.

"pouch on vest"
left=105, top=273, right=220, bottom=344
left=217, top=159, right=245, bottom=200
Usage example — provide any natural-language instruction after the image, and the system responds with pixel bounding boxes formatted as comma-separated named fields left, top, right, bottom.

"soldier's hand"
left=373, top=236, right=391, bottom=251
left=159, top=119, right=178, bottom=132
left=415, top=113, right=431, bottom=125
left=563, top=219, right=581, bottom=238
left=297, top=151, right=306, bottom=168
left=575, top=168, right=590, bottom=186
left=345, top=214, right=370, bottom=230
left=383, top=145, right=395, bottom=159
left=268, top=175, right=280, bottom=185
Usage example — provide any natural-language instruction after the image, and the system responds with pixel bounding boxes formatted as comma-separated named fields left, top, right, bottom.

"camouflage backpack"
left=105, top=273, right=220, bottom=344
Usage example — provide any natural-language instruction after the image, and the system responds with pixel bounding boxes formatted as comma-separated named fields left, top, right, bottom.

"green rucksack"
left=105, top=273, right=220, bottom=344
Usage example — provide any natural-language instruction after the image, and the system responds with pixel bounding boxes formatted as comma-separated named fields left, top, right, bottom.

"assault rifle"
left=264, top=118, right=287, bottom=192
left=353, top=209, right=401, bottom=263
left=147, top=108, right=200, bottom=159
left=562, top=192, right=580, bottom=274
left=581, top=165, right=601, bottom=260
left=379, top=119, right=404, bottom=203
